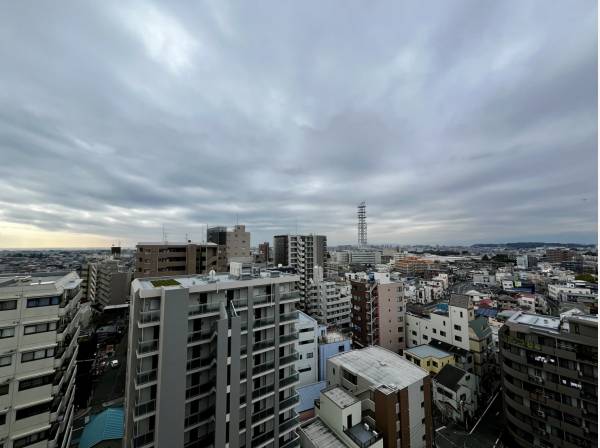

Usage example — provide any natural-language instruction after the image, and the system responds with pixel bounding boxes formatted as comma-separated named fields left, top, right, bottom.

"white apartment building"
left=0, top=272, right=81, bottom=448
left=306, top=267, right=351, bottom=329
left=124, top=265, right=302, bottom=448
left=80, top=258, right=131, bottom=308
left=406, top=295, right=474, bottom=351
left=296, top=312, right=318, bottom=387
left=472, top=271, right=496, bottom=286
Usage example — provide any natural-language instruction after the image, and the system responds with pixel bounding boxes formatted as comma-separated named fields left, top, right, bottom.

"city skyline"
left=0, top=2, right=597, bottom=248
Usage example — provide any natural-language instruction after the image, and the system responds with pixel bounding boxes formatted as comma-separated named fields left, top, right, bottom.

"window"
left=307, top=352, right=313, bottom=358
left=299, top=328, right=313, bottom=333
left=21, top=348, right=55, bottom=363
left=342, top=369, right=358, bottom=385
left=0, top=413, right=5, bottom=425
left=432, top=329, right=437, bottom=334
left=460, top=311, right=463, bottom=318
left=422, top=418, right=426, bottom=424
left=24, top=322, right=57, bottom=335
left=412, top=340, right=417, bottom=345
left=421, top=401, right=424, bottom=408
left=0, top=356, right=11, bottom=367
left=0, top=385, right=7, bottom=396
left=440, top=331, right=446, bottom=337
left=26, top=297, right=60, bottom=308
left=16, top=401, right=51, bottom=420
left=298, top=366, right=311, bottom=373
left=423, top=335, right=428, bottom=340
left=420, top=385, right=424, bottom=391
left=460, top=393, right=467, bottom=401
left=432, top=361, right=438, bottom=367
left=454, top=325, right=461, bottom=331
left=455, top=336, right=462, bottom=342
left=299, top=340, right=313, bottom=345
left=338, top=345, right=345, bottom=352
left=14, top=429, right=49, bottom=448
left=19, top=374, right=54, bottom=391
left=412, top=331, right=417, bottom=336
left=0, top=327, right=14, bottom=339
left=0, top=301, right=17, bottom=311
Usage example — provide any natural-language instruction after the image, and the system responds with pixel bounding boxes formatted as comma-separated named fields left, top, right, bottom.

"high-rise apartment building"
left=306, top=267, right=351, bottom=329
left=272, top=235, right=327, bottom=311
left=134, top=242, right=221, bottom=278
left=207, top=225, right=251, bottom=268
left=350, top=277, right=406, bottom=354
left=499, top=310, right=597, bottom=448
left=80, top=258, right=131, bottom=308
left=124, top=265, right=302, bottom=448
left=0, top=272, right=82, bottom=448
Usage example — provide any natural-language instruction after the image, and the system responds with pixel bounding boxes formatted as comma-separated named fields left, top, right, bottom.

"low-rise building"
left=404, top=345, right=455, bottom=374
left=433, top=364, right=479, bottom=426
left=134, top=242, right=221, bottom=278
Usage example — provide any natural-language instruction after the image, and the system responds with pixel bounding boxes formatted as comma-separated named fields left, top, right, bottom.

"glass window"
left=0, top=327, right=14, bottom=339
left=0, top=301, right=17, bottom=311
left=19, top=374, right=54, bottom=391
left=26, top=297, right=59, bottom=308
left=0, top=356, right=11, bottom=367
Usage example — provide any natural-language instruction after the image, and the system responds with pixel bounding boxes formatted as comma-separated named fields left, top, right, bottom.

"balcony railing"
left=280, top=311, right=299, bottom=323
left=279, top=413, right=299, bottom=433
left=252, top=383, right=275, bottom=399
left=133, top=432, right=155, bottom=448
left=187, top=330, right=213, bottom=344
left=189, top=302, right=221, bottom=316
left=253, top=360, right=275, bottom=376
left=139, top=309, right=161, bottom=324
left=279, top=394, right=300, bottom=410
left=187, top=356, right=215, bottom=371
left=280, top=352, right=300, bottom=367
left=135, top=399, right=156, bottom=417
left=136, top=369, right=158, bottom=386
left=254, top=316, right=275, bottom=329
left=137, top=339, right=159, bottom=355
left=280, top=372, right=299, bottom=388
left=253, top=294, right=274, bottom=306
left=251, top=407, right=274, bottom=424
left=280, top=332, right=299, bottom=344
left=186, top=381, right=215, bottom=399
left=251, top=430, right=274, bottom=446
left=254, top=338, right=275, bottom=351
left=185, top=407, right=215, bottom=427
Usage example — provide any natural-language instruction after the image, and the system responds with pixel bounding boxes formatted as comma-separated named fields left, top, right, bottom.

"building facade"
left=306, top=267, right=351, bottom=329
left=80, top=258, right=131, bottom=308
left=0, top=272, right=82, bottom=448
left=350, top=277, right=406, bottom=354
left=134, top=242, right=221, bottom=278
left=499, top=311, right=597, bottom=448
left=326, top=346, right=433, bottom=448
left=124, top=267, right=302, bottom=448
left=207, top=225, right=251, bottom=268
left=296, top=312, right=318, bottom=388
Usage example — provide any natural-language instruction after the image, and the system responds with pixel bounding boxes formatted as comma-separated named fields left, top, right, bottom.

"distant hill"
left=471, top=242, right=595, bottom=249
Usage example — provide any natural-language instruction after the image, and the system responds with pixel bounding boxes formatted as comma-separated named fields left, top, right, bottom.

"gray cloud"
left=0, top=0, right=596, bottom=247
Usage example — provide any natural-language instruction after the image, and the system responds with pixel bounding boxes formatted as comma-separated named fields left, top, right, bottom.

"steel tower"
left=357, top=201, right=367, bottom=247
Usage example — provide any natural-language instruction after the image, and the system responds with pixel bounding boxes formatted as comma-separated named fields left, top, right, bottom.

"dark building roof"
left=474, top=308, right=498, bottom=318
left=469, top=316, right=492, bottom=339
left=429, top=339, right=469, bottom=357
left=434, top=364, right=469, bottom=392
left=449, top=294, right=470, bottom=309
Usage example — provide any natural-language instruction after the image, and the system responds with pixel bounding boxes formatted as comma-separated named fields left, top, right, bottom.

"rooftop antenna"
left=358, top=201, right=367, bottom=248
left=162, top=225, right=168, bottom=243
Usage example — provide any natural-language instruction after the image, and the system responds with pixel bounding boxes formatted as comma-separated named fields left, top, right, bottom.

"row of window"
left=0, top=321, right=58, bottom=341
left=0, top=347, right=56, bottom=368
left=0, top=296, right=61, bottom=310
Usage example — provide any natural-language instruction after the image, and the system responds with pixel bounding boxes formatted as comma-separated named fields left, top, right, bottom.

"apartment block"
left=207, top=225, right=252, bottom=267
left=80, top=258, right=131, bottom=308
left=325, top=346, right=433, bottom=448
left=272, top=235, right=327, bottom=311
left=432, top=364, right=479, bottom=425
left=351, top=277, right=407, bottom=354
left=499, top=310, right=597, bottom=448
left=0, top=272, right=82, bottom=448
left=124, top=266, right=302, bottom=448
left=134, top=242, right=221, bottom=279
left=306, top=267, right=351, bottom=329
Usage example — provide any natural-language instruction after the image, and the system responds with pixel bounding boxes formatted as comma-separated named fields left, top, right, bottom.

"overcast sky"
left=0, top=1, right=597, bottom=248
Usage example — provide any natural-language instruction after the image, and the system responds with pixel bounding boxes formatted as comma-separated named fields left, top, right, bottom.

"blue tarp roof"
left=475, top=308, right=499, bottom=318
left=79, top=407, right=124, bottom=448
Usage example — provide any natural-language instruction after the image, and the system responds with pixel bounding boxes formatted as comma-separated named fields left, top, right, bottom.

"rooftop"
left=300, top=418, right=347, bottom=448
left=322, top=386, right=359, bottom=408
left=79, top=407, right=124, bottom=448
left=434, top=364, right=470, bottom=392
left=329, top=346, right=428, bottom=391
left=405, top=344, right=452, bottom=359
left=508, top=312, right=561, bottom=331
left=137, top=242, right=217, bottom=246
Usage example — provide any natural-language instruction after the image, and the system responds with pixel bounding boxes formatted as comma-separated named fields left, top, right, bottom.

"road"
left=89, top=333, right=128, bottom=413
left=435, top=392, right=504, bottom=448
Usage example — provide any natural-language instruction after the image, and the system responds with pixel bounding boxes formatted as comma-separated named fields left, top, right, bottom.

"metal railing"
left=137, top=339, right=159, bottom=354
left=135, top=399, right=156, bottom=417
left=139, top=309, right=161, bottom=324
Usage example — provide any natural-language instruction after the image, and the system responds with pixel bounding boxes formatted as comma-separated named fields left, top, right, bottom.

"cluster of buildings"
left=0, top=211, right=596, bottom=448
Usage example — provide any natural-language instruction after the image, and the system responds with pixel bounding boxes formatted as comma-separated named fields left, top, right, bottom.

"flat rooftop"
left=137, top=242, right=217, bottom=246
left=322, top=386, right=359, bottom=408
left=329, top=346, right=428, bottom=390
left=300, top=418, right=347, bottom=448
left=134, top=271, right=300, bottom=292
left=405, top=344, right=452, bottom=359
left=509, top=312, right=561, bottom=331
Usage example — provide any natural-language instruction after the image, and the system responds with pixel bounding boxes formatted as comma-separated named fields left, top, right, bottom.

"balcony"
left=252, top=383, right=275, bottom=400
left=186, top=381, right=215, bottom=399
left=185, top=406, right=215, bottom=428
left=136, top=339, right=159, bottom=356
left=231, top=297, right=248, bottom=309
left=135, top=369, right=157, bottom=387
left=279, top=412, right=299, bottom=434
left=280, top=292, right=301, bottom=303
left=279, top=432, right=300, bottom=448
left=254, top=338, right=275, bottom=351
left=251, top=407, right=274, bottom=425
left=279, top=393, right=300, bottom=411
left=251, top=430, right=274, bottom=447
left=135, top=399, right=157, bottom=418
left=280, top=372, right=299, bottom=389
left=280, top=311, right=299, bottom=324
left=133, top=432, right=155, bottom=448
left=189, top=303, right=221, bottom=317
left=253, top=294, right=274, bottom=307
left=253, top=360, right=275, bottom=377
left=253, top=316, right=275, bottom=330
left=280, top=352, right=300, bottom=367
left=139, top=309, right=161, bottom=325
left=187, top=330, right=214, bottom=344
left=280, top=332, right=299, bottom=345
left=187, top=356, right=216, bottom=372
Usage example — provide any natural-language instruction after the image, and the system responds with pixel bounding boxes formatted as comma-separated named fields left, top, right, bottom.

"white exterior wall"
left=406, top=306, right=471, bottom=351
left=297, top=312, right=319, bottom=387
left=408, top=380, right=426, bottom=448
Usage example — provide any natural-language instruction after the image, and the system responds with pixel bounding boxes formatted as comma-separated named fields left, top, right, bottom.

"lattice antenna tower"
left=358, top=201, right=367, bottom=247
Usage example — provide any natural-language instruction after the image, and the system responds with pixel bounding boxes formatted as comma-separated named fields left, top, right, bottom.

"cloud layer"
left=0, top=1, right=597, bottom=247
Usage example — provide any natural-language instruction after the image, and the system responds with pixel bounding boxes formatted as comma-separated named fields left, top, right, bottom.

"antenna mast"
left=358, top=201, right=367, bottom=248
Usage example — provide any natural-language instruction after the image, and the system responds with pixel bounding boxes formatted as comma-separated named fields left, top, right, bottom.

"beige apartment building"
left=134, top=242, right=222, bottom=279
left=207, top=225, right=252, bottom=268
